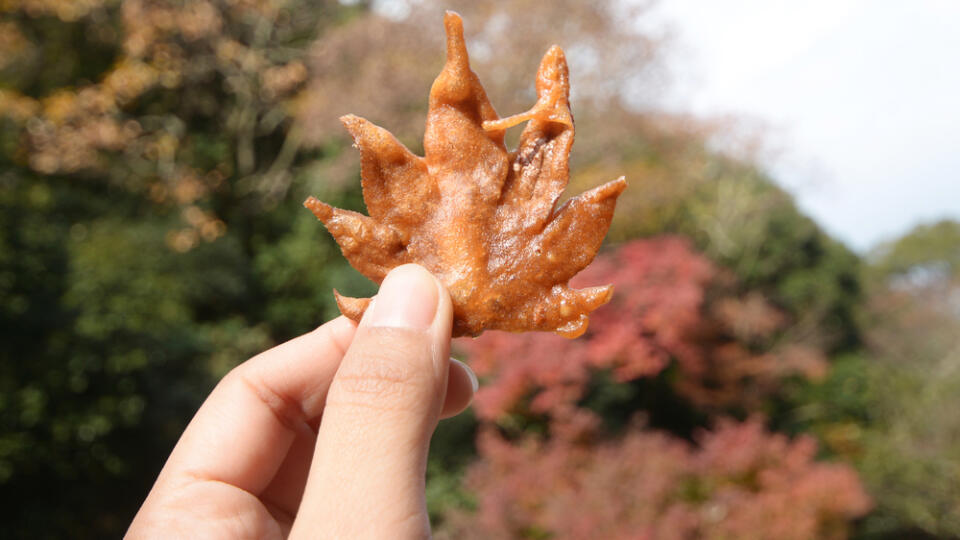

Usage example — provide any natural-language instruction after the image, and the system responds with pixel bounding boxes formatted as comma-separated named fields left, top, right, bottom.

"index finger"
left=150, top=316, right=357, bottom=496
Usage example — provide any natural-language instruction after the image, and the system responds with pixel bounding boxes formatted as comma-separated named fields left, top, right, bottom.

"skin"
left=127, top=264, right=477, bottom=539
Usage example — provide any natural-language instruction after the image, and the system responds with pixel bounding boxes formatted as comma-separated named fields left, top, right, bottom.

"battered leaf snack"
left=305, top=11, right=626, bottom=338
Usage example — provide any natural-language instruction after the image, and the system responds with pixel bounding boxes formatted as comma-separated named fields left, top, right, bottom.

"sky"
left=652, top=0, right=960, bottom=251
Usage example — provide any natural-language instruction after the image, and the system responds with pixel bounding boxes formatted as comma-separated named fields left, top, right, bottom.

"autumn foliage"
left=444, top=238, right=869, bottom=537
left=459, top=237, right=827, bottom=420
left=435, top=413, right=869, bottom=540
left=439, top=415, right=870, bottom=540
left=0, top=2, right=890, bottom=538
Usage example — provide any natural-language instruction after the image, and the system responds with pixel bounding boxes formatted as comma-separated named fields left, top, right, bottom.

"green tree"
left=0, top=1, right=368, bottom=536
left=794, top=220, right=960, bottom=538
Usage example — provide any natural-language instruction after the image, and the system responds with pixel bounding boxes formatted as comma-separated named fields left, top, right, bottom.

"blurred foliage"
left=0, top=0, right=954, bottom=538
left=438, top=416, right=870, bottom=540
left=868, top=219, right=960, bottom=282
left=459, top=238, right=828, bottom=426
left=794, top=219, right=960, bottom=538
left=577, top=139, right=863, bottom=354
left=0, top=0, right=366, bottom=536
left=445, top=240, right=867, bottom=537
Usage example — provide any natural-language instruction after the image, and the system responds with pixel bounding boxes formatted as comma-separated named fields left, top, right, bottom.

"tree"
left=459, top=237, right=827, bottom=426
left=795, top=219, right=960, bottom=537
left=437, top=239, right=867, bottom=537
left=438, top=415, right=869, bottom=540
left=868, top=219, right=960, bottom=284
left=0, top=1, right=365, bottom=536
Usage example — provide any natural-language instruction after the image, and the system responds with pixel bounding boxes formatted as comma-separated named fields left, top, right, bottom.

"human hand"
left=127, top=264, right=476, bottom=539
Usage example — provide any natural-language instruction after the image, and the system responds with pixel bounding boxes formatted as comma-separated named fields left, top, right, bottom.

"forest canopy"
left=1, top=1, right=956, bottom=538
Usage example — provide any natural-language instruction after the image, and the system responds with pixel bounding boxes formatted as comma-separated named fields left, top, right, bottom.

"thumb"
left=290, top=264, right=452, bottom=539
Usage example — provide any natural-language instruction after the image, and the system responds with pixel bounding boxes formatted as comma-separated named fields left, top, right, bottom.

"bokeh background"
left=2, top=1, right=959, bottom=538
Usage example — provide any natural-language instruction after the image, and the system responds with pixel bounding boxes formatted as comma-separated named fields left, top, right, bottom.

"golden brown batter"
left=305, top=11, right=626, bottom=338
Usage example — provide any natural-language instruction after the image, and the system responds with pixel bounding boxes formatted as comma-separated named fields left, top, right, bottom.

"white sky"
left=653, top=0, right=960, bottom=251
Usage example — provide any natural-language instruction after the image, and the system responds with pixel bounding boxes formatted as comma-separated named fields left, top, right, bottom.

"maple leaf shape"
left=305, top=11, right=626, bottom=338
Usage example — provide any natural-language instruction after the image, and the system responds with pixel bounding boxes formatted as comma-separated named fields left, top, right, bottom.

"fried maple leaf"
left=305, top=11, right=626, bottom=338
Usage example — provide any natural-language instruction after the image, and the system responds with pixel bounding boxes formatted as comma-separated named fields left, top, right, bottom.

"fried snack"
left=305, top=11, right=626, bottom=338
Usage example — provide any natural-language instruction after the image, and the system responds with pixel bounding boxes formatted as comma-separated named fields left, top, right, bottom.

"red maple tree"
left=440, top=415, right=870, bottom=540
left=440, top=238, right=867, bottom=538
left=457, top=237, right=826, bottom=420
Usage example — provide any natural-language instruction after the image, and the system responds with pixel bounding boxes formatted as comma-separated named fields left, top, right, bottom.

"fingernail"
left=367, top=264, right=439, bottom=330
left=452, top=358, right=479, bottom=392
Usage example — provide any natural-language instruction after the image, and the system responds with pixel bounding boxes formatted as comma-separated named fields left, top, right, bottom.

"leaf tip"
left=443, top=11, right=467, bottom=64
left=334, top=289, right=371, bottom=324
left=304, top=196, right=333, bottom=221
left=555, top=314, right=589, bottom=339
left=603, top=176, right=628, bottom=198
left=339, top=113, right=361, bottom=130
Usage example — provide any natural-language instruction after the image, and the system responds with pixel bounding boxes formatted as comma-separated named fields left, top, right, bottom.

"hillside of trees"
left=1, top=1, right=958, bottom=538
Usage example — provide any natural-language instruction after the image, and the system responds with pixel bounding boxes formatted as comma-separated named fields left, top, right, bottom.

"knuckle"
left=221, top=366, right=309, bottom=433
